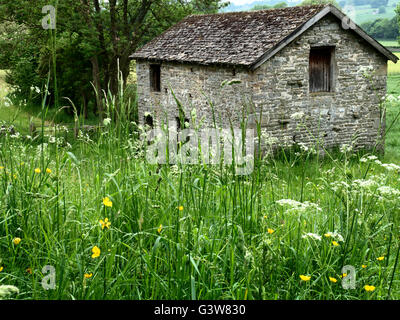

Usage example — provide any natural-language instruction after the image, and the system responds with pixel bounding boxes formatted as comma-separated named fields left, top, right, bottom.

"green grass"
left=0, top=71, right=400, bottom=300
left=388, top=53, right=400, bottom=75
left=379, top=40, right=400, bottom=48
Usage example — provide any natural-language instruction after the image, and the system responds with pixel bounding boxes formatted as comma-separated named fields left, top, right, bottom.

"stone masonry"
left=135, top=12, right=390, bottom=153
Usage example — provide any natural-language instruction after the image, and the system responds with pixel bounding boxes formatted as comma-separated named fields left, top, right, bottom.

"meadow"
left=0, top=66, right=400, bottom=300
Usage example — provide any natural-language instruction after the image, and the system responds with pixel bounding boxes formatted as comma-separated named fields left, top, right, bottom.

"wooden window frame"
left=309, top=46, right=335, bottom=93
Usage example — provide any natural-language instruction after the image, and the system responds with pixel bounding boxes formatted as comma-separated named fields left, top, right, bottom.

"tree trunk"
left=91, top=56, right=104, bottom=120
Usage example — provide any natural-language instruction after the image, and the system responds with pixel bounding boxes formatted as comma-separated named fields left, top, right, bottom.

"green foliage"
left=298, top=0, right=340, bottom=7
left=0, top=0, right=225, bottom=119
left=0, top=86, right=400, bottom=299
left=361, top=16, right=399, bottom=40
left=250, top=2, right=288, bottom=11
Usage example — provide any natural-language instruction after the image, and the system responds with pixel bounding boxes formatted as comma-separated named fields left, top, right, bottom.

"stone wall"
left=136, top=13, right=387, bottom=153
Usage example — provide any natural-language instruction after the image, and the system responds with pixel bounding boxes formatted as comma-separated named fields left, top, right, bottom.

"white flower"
left=290, top=112, right=305, bottom=120
left=380, top=163, right=400, bottom=171
left=340, top=144, right=352, bottom=153
left=10, top=132, right=20, bottom=139
left=298, top=142, right=309, bottom=152
left=276, top=199, right=321, bottom=213
left=103, top=118, right=112, bottom=126
left=0, top=285, right=19, bottom=299
left=377, top=186, right=400, bottom=197
left=302, top=233, right=322, bottom=241
left=353, top=179, right=376, bottom=189
left=325, top=231, right=344, bottom=242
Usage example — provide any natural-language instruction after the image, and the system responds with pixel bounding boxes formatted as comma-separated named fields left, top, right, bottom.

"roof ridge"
left=185, top=4, right=330, bottom=18
left=131, top=4, right=397, bottom=66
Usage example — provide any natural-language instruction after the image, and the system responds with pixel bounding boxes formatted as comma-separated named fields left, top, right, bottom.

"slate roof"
left=131, top=5, right=398, bottom=67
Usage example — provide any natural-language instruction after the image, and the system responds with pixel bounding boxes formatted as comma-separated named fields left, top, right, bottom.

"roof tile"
left=131, top=5, right=327, bottom=66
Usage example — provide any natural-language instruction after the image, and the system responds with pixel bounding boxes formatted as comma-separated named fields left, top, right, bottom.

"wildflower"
left=290, top=112, right=305, bottom=120
left=377, top=186, right=400, bottom=197
left=158, top=224, right=163, bottom=234
left=13, top=237, right=21, bottom=245
left=381, top=163, right=400, bottom=171
left=329, top=277, right=337, bottom=283
left=276, top=199, right=321, bottom=213
left=0, top=266, right=3, bottom=272
left=46, top=168, right=52, bottom=174
left=0, top=285, right=19, bottom=298
left=324, top=231, right=344, bottom=242
left=103, top=118, right=112, bottom=126
left=91, top=246, right=101, bottom=259
left=84, top=273, right=93, bottom=279
left=0, top=166, right=4, bottom=170
left=26, top=268, right=32, bottom=274
left=332, top=241, right=339, bottom=247
left=300, top=275, right=311, bottom=281
left=102, top=197, right=112, bottom=208
left=302, top=233, right=322, bottom=241
left=362, top=265, right=367, bottom=269
left=178, top=206, right=184, bottom=211
left=340, top=273, right=347, bottom=278
left=99, top=218, right=111, bottom=230
left=34, top=168, right=41, bottom=174
left=267, top=228, right=275, bottom=234
left=377, top=256, right=384, bottom=261
left=340, top=144, right=352, bottom=153
left=364, top=285, right=375, bottom=292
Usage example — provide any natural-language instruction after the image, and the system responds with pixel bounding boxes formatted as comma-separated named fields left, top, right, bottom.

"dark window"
left=150, top=64, right=161, bottom=92
left=144, top=114, right=153, bottom=128
left=309, top=47, right=334, bottom=93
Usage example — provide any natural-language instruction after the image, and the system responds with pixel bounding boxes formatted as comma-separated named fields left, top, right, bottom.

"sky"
left=227, top=0, right=255, bottom=5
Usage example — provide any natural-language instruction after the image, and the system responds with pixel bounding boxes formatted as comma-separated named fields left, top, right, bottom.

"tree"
left=298, top=0, right=340, bottom=7
left=361, top=16, right=399, bottom=40
left=0, top=0, right=226, bottom=119
left=251, top=2, right=288, bottom=11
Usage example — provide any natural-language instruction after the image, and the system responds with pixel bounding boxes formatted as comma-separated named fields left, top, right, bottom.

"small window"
left=144, top=114, right=153, bottom=128
left=309, top=47, right=334, bottom=93
left=150, top=64, right=161, bottom=92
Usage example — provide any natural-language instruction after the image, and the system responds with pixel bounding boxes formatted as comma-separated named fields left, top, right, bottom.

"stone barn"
left=131, top=4, right=398, bottom=153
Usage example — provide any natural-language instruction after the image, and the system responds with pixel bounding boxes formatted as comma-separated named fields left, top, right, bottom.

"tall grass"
left=1, top=25, right=400, bottom=298
left=0, top=73, right=400, bottom=299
